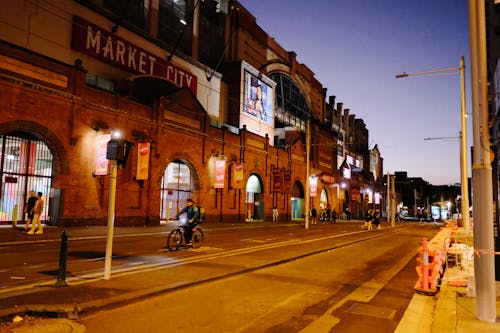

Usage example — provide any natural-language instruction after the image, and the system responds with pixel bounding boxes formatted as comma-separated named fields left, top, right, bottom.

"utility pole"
left=304, top=119, right=310, bottom=230
left=469, top=0, right=496, bottom=322
left=391, top=174, right=395, bottom=227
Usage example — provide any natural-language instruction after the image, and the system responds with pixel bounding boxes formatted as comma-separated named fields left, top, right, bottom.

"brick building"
left=0, top=0, right=383, bottom=226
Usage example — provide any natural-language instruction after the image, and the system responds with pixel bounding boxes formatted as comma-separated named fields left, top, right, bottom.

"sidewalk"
left=0, top=223, right=499, bottom=332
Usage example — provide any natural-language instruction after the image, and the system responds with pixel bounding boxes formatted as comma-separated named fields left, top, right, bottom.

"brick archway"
left=0, top=121, right=69, bottom=176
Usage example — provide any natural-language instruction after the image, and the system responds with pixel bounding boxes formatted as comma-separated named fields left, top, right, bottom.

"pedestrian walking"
left=28, top=192, right=44, bottom=235
left=332, top=209, right=337, bottom=223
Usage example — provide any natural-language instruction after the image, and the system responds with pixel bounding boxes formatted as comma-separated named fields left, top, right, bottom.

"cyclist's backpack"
left=196, top=206, right=205, bottom=223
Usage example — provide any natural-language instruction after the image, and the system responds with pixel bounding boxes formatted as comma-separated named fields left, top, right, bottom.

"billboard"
left=240, top=61, right=275, bottom=145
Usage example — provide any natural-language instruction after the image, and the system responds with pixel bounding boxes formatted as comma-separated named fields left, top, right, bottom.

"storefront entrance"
left=0, top=134, right=52, bottom=225
left=245, top=174, right=263, bottom=221
left=160, top=159, right=196, bottom=222
left=291, top=181, right=304, bottom=219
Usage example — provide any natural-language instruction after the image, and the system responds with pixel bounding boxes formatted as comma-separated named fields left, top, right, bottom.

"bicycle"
left=166, top=222, right=204, bottom=251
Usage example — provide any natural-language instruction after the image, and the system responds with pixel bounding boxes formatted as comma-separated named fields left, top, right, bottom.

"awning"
left=131, top=75, right=179, bottom=101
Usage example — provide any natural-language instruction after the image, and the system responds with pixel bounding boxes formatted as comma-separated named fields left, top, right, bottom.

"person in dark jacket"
left=175, top=198, right=200, bottom=244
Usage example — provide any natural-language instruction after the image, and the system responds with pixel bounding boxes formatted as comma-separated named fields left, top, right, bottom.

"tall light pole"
left=395, top=57, right=470, bottom=232
left=469, top=0, right=496, bottom=322
left=304, top=119, right=311, bottom=230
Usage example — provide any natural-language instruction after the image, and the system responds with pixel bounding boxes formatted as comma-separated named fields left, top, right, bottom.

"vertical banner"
left=374, top=192, right=381, bottom=205
left=283, top=173, right=291, bottom=193
left=136, top=143, right=150, bottom=180
left=351, top=188, right=361, bottom=202
left=310, top=176, right=318, bottom=197
left=94, top=133, right=110, bottom=176
left=214, top=160, right=226, bottom=189
left=234, top=162, right=244, bottom=189
left=272, top=171, right=283, bottom=193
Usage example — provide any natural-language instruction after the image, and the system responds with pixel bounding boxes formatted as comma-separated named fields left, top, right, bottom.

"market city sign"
left=71, top=16, right=197, bottom=94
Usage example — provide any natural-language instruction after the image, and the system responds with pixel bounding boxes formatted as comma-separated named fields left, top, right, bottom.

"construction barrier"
left=414, top=224, right=455, bottom=295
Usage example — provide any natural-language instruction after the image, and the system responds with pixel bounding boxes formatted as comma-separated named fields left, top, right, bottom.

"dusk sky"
left=238, top=0, right=471, bottom=186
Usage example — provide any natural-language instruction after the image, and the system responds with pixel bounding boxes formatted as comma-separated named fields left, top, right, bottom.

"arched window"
left=269, top=73, right=311, bottom=131
left=160, top=159, right=195, bottom=221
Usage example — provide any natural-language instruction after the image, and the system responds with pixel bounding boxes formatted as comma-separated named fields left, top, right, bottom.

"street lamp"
left=395, top=56, right=469, bottom=231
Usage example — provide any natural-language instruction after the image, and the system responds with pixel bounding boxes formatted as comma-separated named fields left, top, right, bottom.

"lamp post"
left=305, top=119, right=311, bottom=230
left=395, top=56, right=470, bottom=232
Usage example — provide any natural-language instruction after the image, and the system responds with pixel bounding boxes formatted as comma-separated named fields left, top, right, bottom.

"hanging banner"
left=272, top=171, right=283, bottom=193
left=214, top=160, right=226, bottom=189
left=94, top=133, right=110, bottom=176
left=234, top=162, right=244, bottom=189
left=283, top=173, right=291, bottom=193
left=351, top=188, right=361, bottom=202
left=136, top=143, right=150, bottom=180
left=320, top=172, right=335, bottom=185
left=310, top=176, right=318, bottom=197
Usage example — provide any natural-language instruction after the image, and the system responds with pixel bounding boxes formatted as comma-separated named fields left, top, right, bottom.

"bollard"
left=53, top=230, right=70, bottom=287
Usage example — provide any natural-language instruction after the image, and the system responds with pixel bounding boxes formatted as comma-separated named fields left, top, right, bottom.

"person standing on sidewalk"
left=23, top=190, right=37, bottom=231
left=310, top=206, right=318, bottom=224
left=272, top=206, right=279, bottom=222
left=28, top=192, right=44, bottom=235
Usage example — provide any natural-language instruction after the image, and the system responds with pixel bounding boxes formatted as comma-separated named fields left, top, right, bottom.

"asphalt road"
left=39, top=222, right=440, bottom=333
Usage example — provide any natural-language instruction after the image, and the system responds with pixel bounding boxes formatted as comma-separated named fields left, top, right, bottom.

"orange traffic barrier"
left=414, top=226, right=453, bottom=295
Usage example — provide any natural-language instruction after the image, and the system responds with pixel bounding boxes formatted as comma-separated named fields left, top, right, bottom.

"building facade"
left=0, top=0, right=383, bottom=226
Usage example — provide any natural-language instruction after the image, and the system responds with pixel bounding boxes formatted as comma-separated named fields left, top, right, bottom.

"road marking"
left=299, top=241, right=419, bottom=333
left=0, top=225, right=415, bottom=296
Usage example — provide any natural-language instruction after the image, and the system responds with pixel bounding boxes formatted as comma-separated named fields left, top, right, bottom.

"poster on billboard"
left=240, top=61, right=275, bottom=145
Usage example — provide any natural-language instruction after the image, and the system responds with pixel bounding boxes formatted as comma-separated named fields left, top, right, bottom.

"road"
left=1, top=221, right=437, bottom=333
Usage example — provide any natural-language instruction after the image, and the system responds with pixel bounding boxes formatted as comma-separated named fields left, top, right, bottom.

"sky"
left=238, top=0, right=471, bottom=186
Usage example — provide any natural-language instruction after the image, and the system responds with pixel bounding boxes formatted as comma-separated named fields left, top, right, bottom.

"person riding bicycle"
left=175, top=198, right=200, bottom=245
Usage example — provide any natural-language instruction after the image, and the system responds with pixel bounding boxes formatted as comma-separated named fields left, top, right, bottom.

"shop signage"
left=71, top=16, right=197, bottom=94
left=136, top=143, right=150, bottom=180
left=319, top=172, right=335, bottom=185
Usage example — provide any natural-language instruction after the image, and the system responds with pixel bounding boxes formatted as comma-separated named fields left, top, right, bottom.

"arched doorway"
left=245, top=174, right=263, bottom=221
left=0, top=133, right=53, bottom=225
left=291, top=181, right=304, bottom=219
left=160, top=159, right=196, bottom=222
left=320, top=188, right=329, bottom=209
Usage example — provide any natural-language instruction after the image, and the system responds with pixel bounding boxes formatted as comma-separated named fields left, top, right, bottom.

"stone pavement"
left=0, top=223, right=498, bottom=332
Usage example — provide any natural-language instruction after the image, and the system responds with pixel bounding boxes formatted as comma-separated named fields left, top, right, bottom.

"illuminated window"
left=269, top=73, right=311, bottom=130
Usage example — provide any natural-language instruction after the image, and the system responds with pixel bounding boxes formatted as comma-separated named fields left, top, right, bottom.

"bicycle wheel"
left=191, top=228, right=204, bottom=249
left=167, top=229, right=182, bottom=251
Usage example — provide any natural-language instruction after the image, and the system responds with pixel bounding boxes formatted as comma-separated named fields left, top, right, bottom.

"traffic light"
left=106, top=139, right=133, bottom=167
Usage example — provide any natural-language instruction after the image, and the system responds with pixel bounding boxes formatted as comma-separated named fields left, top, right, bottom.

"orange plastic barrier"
left=414, top=226, right=454, bottom=295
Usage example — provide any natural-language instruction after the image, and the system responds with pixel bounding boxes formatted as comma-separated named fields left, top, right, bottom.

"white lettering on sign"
left=73, top=16, right=197, bottom=94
